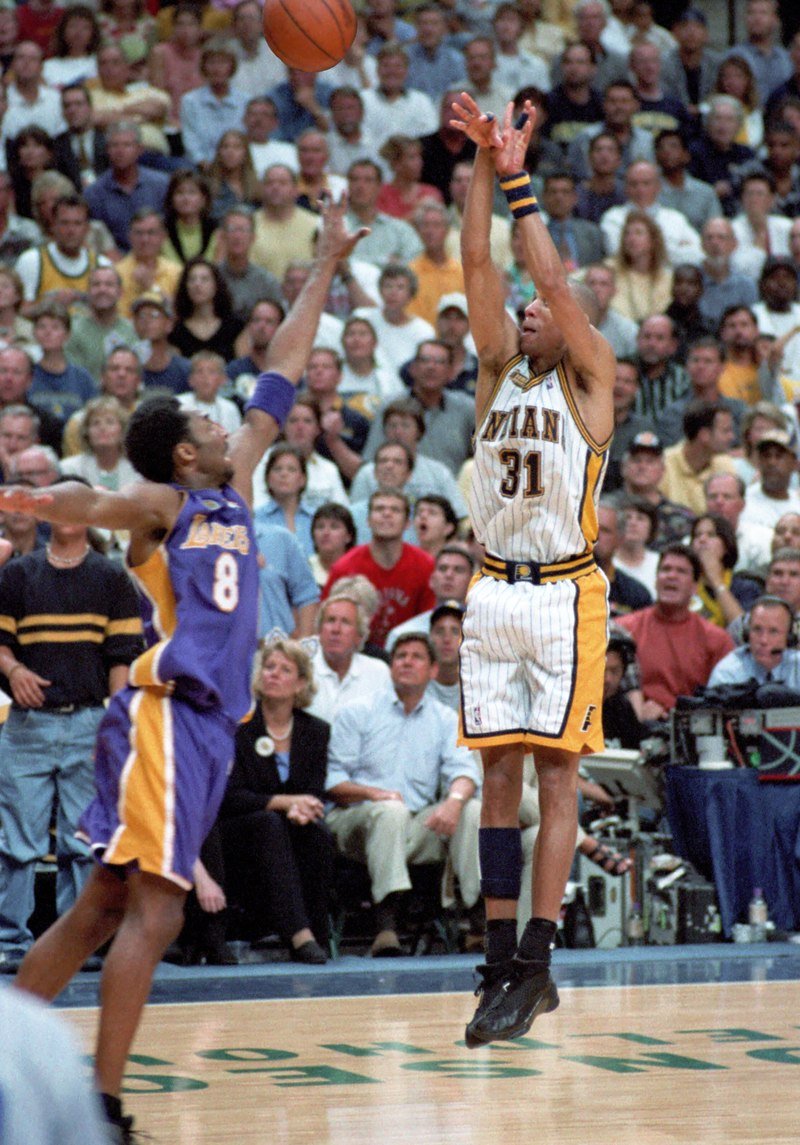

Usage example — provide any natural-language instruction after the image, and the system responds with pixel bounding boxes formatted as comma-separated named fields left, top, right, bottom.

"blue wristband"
left=244, top=371, right=295, bottom=429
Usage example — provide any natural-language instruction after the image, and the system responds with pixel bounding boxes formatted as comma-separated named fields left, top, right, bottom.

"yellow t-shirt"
left=659, top=443, right=736, bottom=516
left=406, top=255, right=465, bottom=327
left=250, top=209, right=318, bottom=281
left=718, top=361, right=760, bottom=406
left=115, top=254, right=183, bottom=318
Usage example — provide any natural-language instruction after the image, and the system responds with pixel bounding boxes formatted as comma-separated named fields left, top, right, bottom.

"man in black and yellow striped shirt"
left=0, top=516, right=142, bottom=972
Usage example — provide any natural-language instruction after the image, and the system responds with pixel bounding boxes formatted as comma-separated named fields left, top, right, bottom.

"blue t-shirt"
left=253, top=522, right=319, bottom=639
left=143, top=355, right=191, bottom=395
left=28, top=362, right=97, bottom=422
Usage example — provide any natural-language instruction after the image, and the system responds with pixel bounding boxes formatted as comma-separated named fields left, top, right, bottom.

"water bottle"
left=748, top=887, right=768, bottom=942
left=627, top=902, right=645, bottom=946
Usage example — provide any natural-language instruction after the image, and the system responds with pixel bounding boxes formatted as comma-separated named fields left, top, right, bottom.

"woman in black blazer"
left=220, top=637, right=335, bottom=963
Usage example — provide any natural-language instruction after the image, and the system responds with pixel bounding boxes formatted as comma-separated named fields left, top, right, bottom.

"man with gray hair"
left=7, top=444, right=60, bottom=487
left=699, top=216, right=759, bottom=328
left=306, top=585, right=392, bottom=724
left=600, top=159, right=703, bottom=266
left=705, top=469, right=773, bottom=573
left=84, top=122, right=169, bottom=252
left=180, top=39, right=249, bottom=167
left=688, top=95, right=755, bottom=217
left=0, top=404, right=38, bottom=481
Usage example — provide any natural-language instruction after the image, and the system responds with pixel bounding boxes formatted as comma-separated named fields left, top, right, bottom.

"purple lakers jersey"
left=127, top=484, right=258, bottom=722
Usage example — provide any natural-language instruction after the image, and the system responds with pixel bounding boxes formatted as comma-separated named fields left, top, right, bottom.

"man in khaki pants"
left=326, top=633, right=481, bottom=956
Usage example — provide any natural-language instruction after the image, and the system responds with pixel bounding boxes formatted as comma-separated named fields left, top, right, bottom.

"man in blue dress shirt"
left=709, top=596, right=800, bottom=689
left=326, top=632, right=481, bottom=956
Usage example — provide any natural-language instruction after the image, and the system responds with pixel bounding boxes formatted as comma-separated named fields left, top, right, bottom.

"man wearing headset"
left=708, top=596, right=800, bottom=688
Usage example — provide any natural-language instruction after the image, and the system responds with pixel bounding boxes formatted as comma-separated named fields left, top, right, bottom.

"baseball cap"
left=628, top=431, right=663, bottom=455
left=437, top=292, right=468, bottom=318
left=431, top=599, right=466, bottom=626
left=672, top=7, right=707, bottom=26
left=754, top=429, right=796, bottom=454
left=131, top=290, right=173, bottom=318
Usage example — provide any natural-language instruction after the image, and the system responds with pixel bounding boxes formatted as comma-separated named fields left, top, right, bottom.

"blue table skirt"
left=664, top=765, right=800, bottom=937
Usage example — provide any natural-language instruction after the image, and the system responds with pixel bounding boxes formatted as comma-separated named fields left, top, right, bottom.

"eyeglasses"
left=417, top=356, right=449, bottom=366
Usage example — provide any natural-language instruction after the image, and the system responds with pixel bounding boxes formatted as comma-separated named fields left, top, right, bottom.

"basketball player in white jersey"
left=450, top=96, right=616, bottom=1046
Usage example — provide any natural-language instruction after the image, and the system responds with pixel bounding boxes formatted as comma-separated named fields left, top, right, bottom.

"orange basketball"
left=262, top=0, right=357, bottom=72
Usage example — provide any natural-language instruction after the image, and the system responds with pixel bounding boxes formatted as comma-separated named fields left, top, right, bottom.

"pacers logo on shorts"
left=581, top=705, right=597, bottom=733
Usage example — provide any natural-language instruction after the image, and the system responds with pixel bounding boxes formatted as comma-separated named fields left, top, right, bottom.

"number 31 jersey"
left=470, top=355, right=610, bottom=564
left=128, top=484, right=259, bottom=722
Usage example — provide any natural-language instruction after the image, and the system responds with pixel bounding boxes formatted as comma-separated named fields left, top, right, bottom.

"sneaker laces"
left=472, top=960, right=512, bottom=996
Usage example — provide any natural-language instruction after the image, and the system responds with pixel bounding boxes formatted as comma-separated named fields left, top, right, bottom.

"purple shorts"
left=79, top=686, right=236, bottom=888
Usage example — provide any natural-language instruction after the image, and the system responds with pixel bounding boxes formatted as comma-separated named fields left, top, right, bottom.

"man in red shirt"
left=323, top=489, right=436, bottom=648
left=619, top=543, right=734, bottom=719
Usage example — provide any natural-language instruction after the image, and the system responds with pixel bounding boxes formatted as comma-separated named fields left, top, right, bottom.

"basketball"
left=262, top=0, right=357, bottom=72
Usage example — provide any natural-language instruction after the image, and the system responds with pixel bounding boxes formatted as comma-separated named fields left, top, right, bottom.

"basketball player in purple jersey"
left=0, top=196, right=367, bottom=1144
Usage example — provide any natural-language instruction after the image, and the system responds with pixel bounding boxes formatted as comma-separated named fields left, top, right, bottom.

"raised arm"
left=228, top=195, right=368, bottom=503
left=450, top=94, right=519, bottom=418
left=492, top=102, right=615, bottom=400
left=0, top=479, right=176, bottom=537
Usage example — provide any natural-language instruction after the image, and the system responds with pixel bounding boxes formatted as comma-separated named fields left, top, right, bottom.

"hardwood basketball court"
left=59, top=947, right=800, bottom=1144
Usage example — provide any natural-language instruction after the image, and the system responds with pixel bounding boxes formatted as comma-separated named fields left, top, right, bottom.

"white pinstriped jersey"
left=469, top=355, right=610, bottom=564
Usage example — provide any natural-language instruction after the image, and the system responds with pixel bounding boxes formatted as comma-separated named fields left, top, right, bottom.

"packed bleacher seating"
left=3, top=0, right=800, bottom=968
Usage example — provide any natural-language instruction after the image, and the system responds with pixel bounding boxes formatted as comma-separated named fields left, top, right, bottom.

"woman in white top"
left=282, top=396, right=348, bottom=511
left=59, top=395, right=137, bottom=491
left=42, top=6, right=101, bottom=88
left=352, top=265, right=435, bottom=376
left=613, top=497, right=660, bottom=597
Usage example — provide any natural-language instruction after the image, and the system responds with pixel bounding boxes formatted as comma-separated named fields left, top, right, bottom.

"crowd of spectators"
left=3, top=0, right=800, bottom=963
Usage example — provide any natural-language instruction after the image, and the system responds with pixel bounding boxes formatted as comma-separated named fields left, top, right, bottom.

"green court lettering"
left=567, top=1033, right=670, bottom=1045
left=747, top=1046, right=800, bottom=1064
left=196, top=1047, right=297, bottom=1063
left=122, top=1075, right=208, bottom=1094
left=254, top=1065, right=378, bottom=1086
left=403, top=1059, right=541, bottom=1079
left=677, top=1028, right=783, bottom=1043
left=321, top=1042, right=433, bottom=1057
left=127, top=1054, right=174, bottom=1066
left=561, top=1052, right=726, bottom=1074
left=482, top=1037, right=560, bottom=1051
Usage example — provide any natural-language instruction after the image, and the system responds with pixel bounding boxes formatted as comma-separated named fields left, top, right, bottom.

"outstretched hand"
left=449, top=92, right=503, bottom=150
left=315, top=192, right=370, bottom=263
left=493, top=101, right=536, bottom=177
left=0, top=486, right=53, bottom=516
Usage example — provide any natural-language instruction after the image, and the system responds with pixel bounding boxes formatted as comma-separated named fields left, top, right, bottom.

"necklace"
left=46, top=544, right=90, bottom=567
left=265, top=716, right=294, bottom=741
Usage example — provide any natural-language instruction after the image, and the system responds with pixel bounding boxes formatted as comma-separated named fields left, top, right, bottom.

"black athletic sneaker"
left=464, top=959, right=513, bottom=1048
left=107, top=1113, right=145, bottom=1144
left=465, top=957, right=559, bottom=1048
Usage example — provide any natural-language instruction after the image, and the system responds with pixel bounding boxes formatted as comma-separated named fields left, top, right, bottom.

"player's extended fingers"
left=456, top=90, right=480, bottom=116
